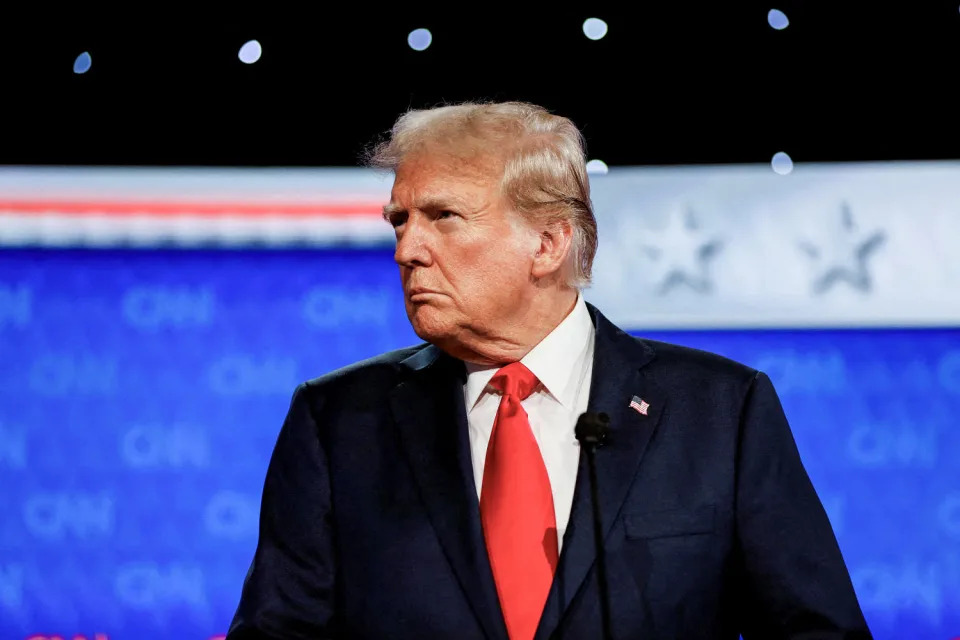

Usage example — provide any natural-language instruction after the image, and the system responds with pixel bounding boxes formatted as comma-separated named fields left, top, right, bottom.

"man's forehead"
left=388, top=155, right=500, bottom=208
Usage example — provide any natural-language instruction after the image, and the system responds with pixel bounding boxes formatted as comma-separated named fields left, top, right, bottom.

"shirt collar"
left=463, top=294, right=594, bottom=410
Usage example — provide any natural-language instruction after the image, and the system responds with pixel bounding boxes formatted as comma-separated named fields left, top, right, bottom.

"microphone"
left=574, top=412, right=612, bottom=640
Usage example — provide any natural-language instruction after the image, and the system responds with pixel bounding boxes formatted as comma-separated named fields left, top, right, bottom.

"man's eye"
left=438, top=210, right=456, bottom=219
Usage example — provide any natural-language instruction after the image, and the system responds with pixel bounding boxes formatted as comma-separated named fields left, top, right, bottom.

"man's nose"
left=394, top=215, right=433, bottom=268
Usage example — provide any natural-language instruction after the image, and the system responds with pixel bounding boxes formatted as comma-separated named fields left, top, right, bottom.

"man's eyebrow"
left=382, top=197, right=470, bottom=221
left=382, top=202, right=403, bottom=222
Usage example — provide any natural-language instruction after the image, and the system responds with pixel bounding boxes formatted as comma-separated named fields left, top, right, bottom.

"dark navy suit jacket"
left=226, top=306, right=871, bottom=639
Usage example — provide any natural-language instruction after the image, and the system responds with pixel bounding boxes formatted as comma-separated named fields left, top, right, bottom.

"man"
left=226, top=102, right=871, bottom=639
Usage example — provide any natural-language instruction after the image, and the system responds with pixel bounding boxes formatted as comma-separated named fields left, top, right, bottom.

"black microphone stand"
left=575, top=412, right=613, bottom=640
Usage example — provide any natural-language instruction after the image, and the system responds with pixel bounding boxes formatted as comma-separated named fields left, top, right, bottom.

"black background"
left=3, top=3, right=958, bottom=167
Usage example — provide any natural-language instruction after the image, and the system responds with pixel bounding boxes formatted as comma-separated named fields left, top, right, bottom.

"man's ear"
left=531, top=219, right=574, bottom=280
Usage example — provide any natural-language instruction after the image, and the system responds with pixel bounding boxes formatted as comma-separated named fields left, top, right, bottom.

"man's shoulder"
left=300, top=343, right=430, bottom=393
left=633, top=336, right=759, bottom=388
left=591, top=305, right=759, bottom=389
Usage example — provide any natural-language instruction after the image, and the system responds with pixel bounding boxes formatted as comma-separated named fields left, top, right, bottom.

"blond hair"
left=367, top=101, right=598, bottom=287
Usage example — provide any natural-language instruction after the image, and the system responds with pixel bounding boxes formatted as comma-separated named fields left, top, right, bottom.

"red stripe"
left=0, top=199, right=385, bottom=218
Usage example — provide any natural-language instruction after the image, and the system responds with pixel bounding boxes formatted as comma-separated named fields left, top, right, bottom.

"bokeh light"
left=583, top=18, right=608, bottom=41
left=73, top=52, right=92, bottom=74
left=408, top=28, right=433, bottom=51
left=586, top=159, right=609, bottom=175
left=238, top=40, right=262, bottom=64
left=771, top=151, right=794, bottom=175
left=768, top=9, right=789, bottom=30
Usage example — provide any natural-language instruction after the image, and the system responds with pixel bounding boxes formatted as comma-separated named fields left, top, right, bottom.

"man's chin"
left=407, top=305, right=457, bottom=344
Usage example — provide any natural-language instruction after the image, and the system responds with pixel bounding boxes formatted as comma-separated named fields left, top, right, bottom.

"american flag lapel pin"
left=629, top=395, right=650, bottom=416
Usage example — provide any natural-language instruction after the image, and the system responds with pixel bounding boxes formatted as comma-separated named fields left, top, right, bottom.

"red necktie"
left=480, top=362, right=559, bottom=640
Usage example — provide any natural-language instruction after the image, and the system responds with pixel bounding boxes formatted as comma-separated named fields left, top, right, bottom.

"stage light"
left=586, top=159, right=609, bottom=175
left=767, top=9, right=789, bottom=30
left=408, top=28, right=433, bottom=51
left=73, top=52, right=92, bottom=74
left=771, top=151, right=794, bottom=175
left=583, top=18, right=608, bottom=41
left=238, top=40, right=262, bottom=64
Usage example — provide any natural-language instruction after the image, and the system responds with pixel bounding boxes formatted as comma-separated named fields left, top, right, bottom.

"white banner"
left=586, top=162, right=960, bottom=328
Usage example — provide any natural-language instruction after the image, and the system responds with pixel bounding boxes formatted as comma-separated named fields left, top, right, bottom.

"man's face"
left=385, top=152, right=539, bottom=357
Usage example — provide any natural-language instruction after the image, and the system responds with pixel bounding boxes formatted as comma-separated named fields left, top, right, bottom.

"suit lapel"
left=389, top=345, right=508, bottom=640
left=537, top=306, right=666, bottom=640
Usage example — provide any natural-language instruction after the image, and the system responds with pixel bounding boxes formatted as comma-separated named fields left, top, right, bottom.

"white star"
left=639, top=208, right=723, bottom=295
left=798, top=202, right=886, bottom=294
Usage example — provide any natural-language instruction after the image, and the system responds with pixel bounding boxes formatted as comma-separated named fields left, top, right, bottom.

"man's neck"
left=442, top=288, right=579, bottom=366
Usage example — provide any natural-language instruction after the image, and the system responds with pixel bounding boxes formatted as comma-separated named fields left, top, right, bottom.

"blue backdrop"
left=0, top=249, right=957, bottom=639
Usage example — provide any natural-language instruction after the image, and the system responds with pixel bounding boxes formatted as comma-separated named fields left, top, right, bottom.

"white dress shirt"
left=463, top=295, right=595, bottom=552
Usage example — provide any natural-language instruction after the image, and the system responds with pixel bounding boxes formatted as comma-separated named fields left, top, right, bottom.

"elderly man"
left=226, top=102, right=870, bottom=639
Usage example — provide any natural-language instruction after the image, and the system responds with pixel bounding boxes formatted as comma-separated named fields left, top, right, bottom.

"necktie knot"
left=489, top=362, right=539, bottom=401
